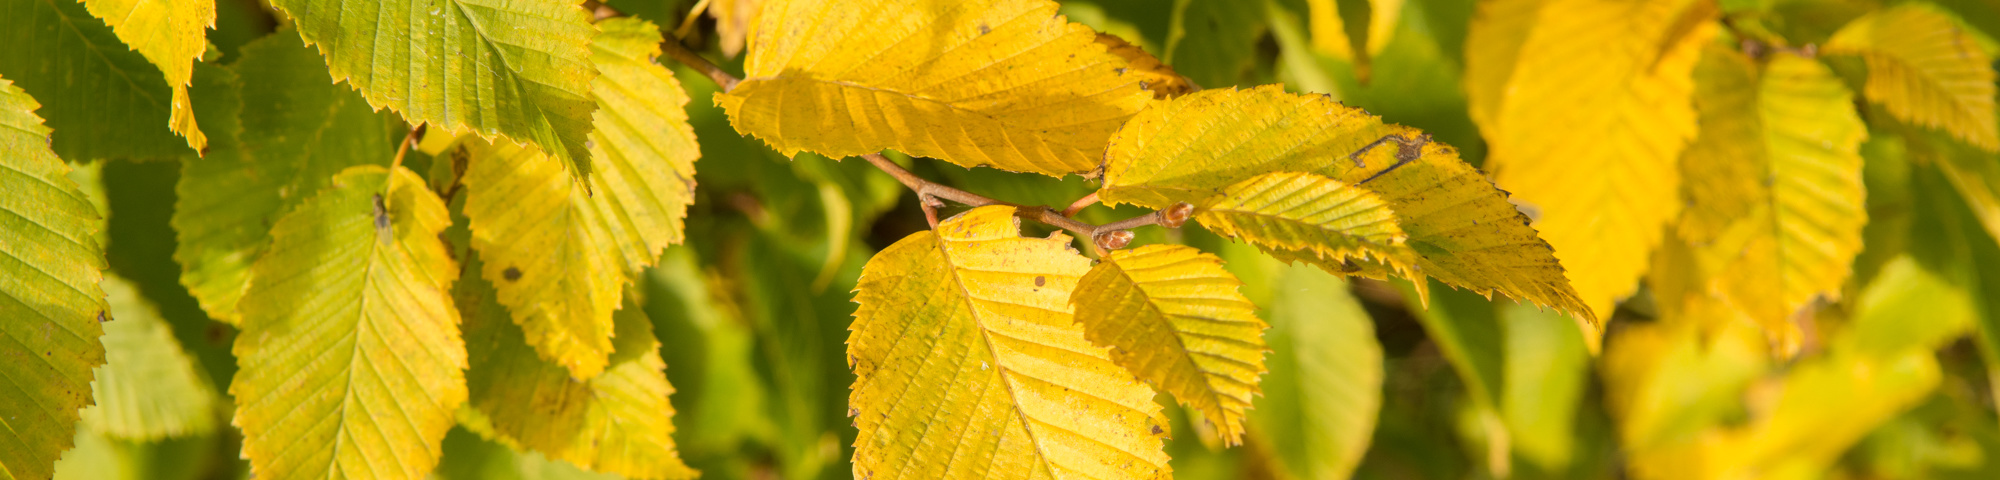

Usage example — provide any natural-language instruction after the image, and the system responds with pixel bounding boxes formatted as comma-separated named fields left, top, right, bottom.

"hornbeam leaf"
left=460, top=17, right=700, bottom=379
left=266, top=0, right=599, bottom=179
left=0, top=0, right=189, bottom=160
left=1196, top=171, right=1418, bottom=280
left=850, top=205, right=1172, bottom=479
left=174, top=31, right=393, bottom=324
left=459, top=254, right=697, bottom=480
left=1668, top=49, right=1867, bottom=351
left=1306, top=0, right=1402, bottom=61
left=717, top=0, right=1156, bottom=177
left=1097, top=33, right=1196, bottom=99
left=0, top=75, right=108, bottom=480
left=231, top=166, right=464, bottom=480
left=1247, top=263, right=1382, bottom=480
left=1468, top=0, right=1715, bottom=319
left=1071, top=244, right=1267, bottom=446
left=81, top=275, right=219, bottom=441
left=1100, top=86, right=1593, bottom=326
left=1825, top=3, right=1998, bottom=151
left=79, top=0, right=215, bottom=152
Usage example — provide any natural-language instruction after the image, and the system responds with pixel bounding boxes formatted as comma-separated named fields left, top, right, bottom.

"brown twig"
left=659, top=37, right=739, bottom=91
left=1062, top=192, right=1100, bottom=216
left=383, top=124, right=425, bottom=212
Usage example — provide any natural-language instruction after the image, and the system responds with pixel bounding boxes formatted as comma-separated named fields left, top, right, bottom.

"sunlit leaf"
left=79, top=0, right=214, bottom=152
left=0, top=0, right=188, bottom=160
left=460, top=254, right=697, bottom=480
left=849, top=205, right=1171, bottom=479
left=1468, top=0, right=1714, bottom=318
left=266, top=0, right=599, bottom=178
left=0, top=74, right=109, bottom=480
left=1826, top=3, right=1998, bottom=151
left=1307, top=0, right=1402, bottom=62
left=174, top=31, right=392, bottom=324
left=1247, top=263, right=1382, bottom=480
left=708, top=0, right=764, bottom=58
left=81, top=275, right=219, bottom=441
left=1098, top=33, right=1196, bottom=98
left=1072, top=244, right=1267, bottom=445
left=717, top=0, right=1157, bottom=177
left=460, top=17, right=700, bottom=379
left=231, top=166, right=465, bottom=480
left=1195, top=171, right=1418, bottom=280
left=1100, top=85, right=1593, bottom=325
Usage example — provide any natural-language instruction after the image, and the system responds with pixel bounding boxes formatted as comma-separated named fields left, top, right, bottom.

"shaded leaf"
left=1247, top=263, right=1382, bottom=480
left=1825, top=3, right=1998, bottom=151
left=0, top=74, right=109, bottom=480
left=1071, top=244, right=1267, bottom=445
left=849, top=206, right=1171, bottom=479
left=1307, top=0, right=1403, bottom=63
left=79, top=0, right=214, bottom=152
left=231, top=166, right=464, bottom=480
left=1195, top=171, right=1417, bottom=280
left=1500, top=303, right=1589, bottom=471
left=267, top=0, right=599, bottom=178
left=81, top=275, right=218, bottom=441
left=0, top=0, right=188, bottom=160
left=1099, top=85, right=1592, bottom=325
left=434, top=426, right=623, bottom=480
left=1468, top=0, right=1714, bottom=318
left=717, top=0, right=1156, bottom=177
left=1165, top=0, right=1263, bottom=88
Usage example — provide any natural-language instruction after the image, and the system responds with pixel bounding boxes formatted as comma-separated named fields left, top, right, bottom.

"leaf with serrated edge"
left=717, top=0, right=1155, bottom=177
left=266, top=0, right=599, bottom=178
left=0, top=0, right=189, bottom=160
left=1097, top=33, right=1195, bottom=99
left=1470, top=0, right=1714, bottom=319
left=79, top=0, right=214, bottom=152
left=461, top=17, right=699, bottom=378
left=231, top=166, right=464, bottom=480
left=1196, top=171, right=1418, bottom=280
left=1100, top=85, right=1592, bottom=325
left=850, top=205, right=1171, bottom=479
left=0, top=74, right=108, bottom=480
left=174, top=31, right=393, bottom=324
left=1826, top=3, right=1998, bottom=151
left=1072, top=244, right=1266, bottom=445
left=1670, top=49, right=1867, bottom=352
left=82, top=275, right=219, bottom=441
left=460, top=252, right=696, bottom=480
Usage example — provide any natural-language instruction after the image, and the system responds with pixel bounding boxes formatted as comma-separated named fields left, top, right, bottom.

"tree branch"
left=655, top=36, right=1188, bottom=251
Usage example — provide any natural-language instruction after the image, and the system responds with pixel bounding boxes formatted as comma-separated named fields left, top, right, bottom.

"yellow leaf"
left=708, top=0, right=762, bottom=58
left=717, top=0, right=1156, bottom=177
left=1825, top=3, right=1999, bottom=151
left=1599, top=321, right=1767, bottom=455
left=1071, top=244, right=1267, bottom=446
left=1666, top=49, right=1867, bottom=352
left=850, top=205, right=1171, bottom=479
left=1100, top=86, right=1593, bottom=325
left=231, top=166, right=465, bottom=480
left=1307, top=0, right=1401, bottom=60
left=461, top=17, right=700, bottom=379
left=1195, top=171, right=1417, bottom=281
left=1097, top=33, right=1196, bottom=99
left=79, top=0, right=214, bottom=152
left=460, top=254, right=697, bottom=480
left=1468, top=0, right=1715, bottom=319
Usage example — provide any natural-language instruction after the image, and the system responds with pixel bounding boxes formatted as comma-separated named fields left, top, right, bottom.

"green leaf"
left=1072, top=244, right=1268, bottom=446
left=79, top=0, right=215, bottom=152
left=267, top=0, right=600, bottom=178
left=460, top=17, right=700, bottom=378
left=230, top=166, right=465, bottom=480
left=1248, top=263, right=1382, bottom=480
left=434, top=426, right=622, bottom=480
left=0, top=74, right=109, bottom=480
left=1499, top=303, right=1588, bottom=471
left=80, top=275, right=219, bottom=441
left=173, top=31, right=394, bottom=324
left=460, top=252, right=697, bottom=479
left=1165, top=0, right=1264, bottom=87
left=0, top=0, right=189, bottom=160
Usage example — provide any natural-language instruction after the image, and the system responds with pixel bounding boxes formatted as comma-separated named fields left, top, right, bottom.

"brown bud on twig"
left=1094, top=230, right=1134, bottom=251
left=1161, top=202, right=1194, bottom=228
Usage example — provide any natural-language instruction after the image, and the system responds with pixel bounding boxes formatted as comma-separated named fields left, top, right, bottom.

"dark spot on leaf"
left=1034, top=276, right=1046, bottom=287
left=1115, top=67, right=1127, bottom=74
left=1150, top=424, right=1164, bottom=435
left=978, top=23, right=990, bottom=35
left=504, top=267, right=523, bottom=281
left=96, top=312, right=107, bottom=323
left=372, top=194, right=390, bottom=232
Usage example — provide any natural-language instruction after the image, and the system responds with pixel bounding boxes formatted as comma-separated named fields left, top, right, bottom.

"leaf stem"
left=659, top=37, right=740, bottom=92
left=383, top=124, right=424, bottom=212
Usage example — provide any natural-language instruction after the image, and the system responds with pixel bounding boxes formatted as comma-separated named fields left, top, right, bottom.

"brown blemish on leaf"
left=1034, top=276, right=1046, bottom=287
left=503, top=267, right=523, bottom=282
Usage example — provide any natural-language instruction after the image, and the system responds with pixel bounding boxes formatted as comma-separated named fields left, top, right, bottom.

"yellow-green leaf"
left=460, top=254, right=696, bottom=480
left=0, top=0, right=190, bottom=160
left=717, top=0, right=1156, bottom=177
left=1072, top=244, right=1266, bottom=446
left=1468, top=0, right=1714, bottom=319
left=1246, top=262, right=1382, bottom=480
left=174, top=31, right=393, bottom=324
left=267, top=0, right=599, bottom=178
left=1098, top=33, right=1196, bottom=99
left=1668, top=49, right=1867, bottom=352
left=0, top=74, right=108, bottom=480
left=231, top=166, right=465, bottom=480
left=1826, top=3, right=1999, bottom=151
left=460, top=17, right=700, bottom=379
left=79, top=0, right=214, bottom=152
left=1100, top=85, right=1592, bottom=325
left=850, top=205, right=1171, bottom=479
left=1195, top=171, right=1417, bottom=280
left=81, top=275, right=219, bottom=441
left=1307, top=0, right=1401, bottom=60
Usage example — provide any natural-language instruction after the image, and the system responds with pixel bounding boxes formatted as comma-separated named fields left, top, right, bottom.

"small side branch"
left=659, top=37, right=739, bottom=91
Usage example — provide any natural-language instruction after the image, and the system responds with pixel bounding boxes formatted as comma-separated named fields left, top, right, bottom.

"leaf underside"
left=1196, top=171, right=1417, bottom=280
left=1825, top=3, right=1999, bottom=151
left=0, top=0, right=189, bottom=160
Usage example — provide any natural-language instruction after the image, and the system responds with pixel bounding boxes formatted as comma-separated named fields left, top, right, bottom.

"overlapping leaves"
left=0, top=0, right=190, bottom=160
left=1825, top=3, right=1998, bottom=151
left=79, top=0, right=214, bottom=152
